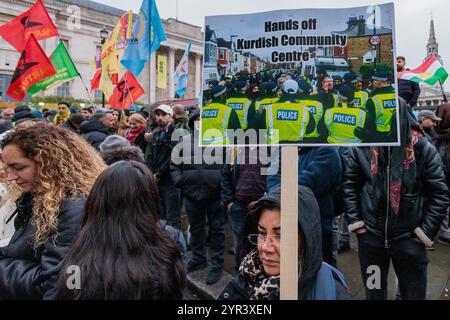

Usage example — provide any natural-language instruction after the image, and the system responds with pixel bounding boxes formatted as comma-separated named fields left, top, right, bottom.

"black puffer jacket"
left=0, top=193, right=85, bottom=299
left=170, top=112, right=223, bottom=201
left=79, top=120, right=110, bottom=151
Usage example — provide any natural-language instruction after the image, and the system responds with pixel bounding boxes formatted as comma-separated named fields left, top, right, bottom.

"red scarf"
left=370, top=129, right=422, bottom=215
left=126, top=124, right=145, bottom=145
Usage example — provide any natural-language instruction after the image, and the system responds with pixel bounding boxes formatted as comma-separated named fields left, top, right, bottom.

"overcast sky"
left=96, top=0, right=450, bottom=90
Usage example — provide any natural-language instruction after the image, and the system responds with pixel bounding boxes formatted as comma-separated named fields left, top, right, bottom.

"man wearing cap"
left=324, top=85, right=368, bottom=144
left=364, top=71, right=397, bottom=142
left=11, top=106, right=36, bottom=126
left=296, top=79, right=325, bottom=142
left=201, top=85, right=241, bottom=145
left=343, top=72, right=358, bottom=87
left=253, top=79, right=315, bottom=144
left=226, top=81, right=255, bottom=130
left=255, top=81, right=279, bottom=113
left=419, top=110, right=441, bottom=144
left=147, top=104, right=182, bottom=230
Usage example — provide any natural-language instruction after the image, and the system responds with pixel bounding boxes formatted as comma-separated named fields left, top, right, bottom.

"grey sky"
left=96, top=0, right=450, bottom=90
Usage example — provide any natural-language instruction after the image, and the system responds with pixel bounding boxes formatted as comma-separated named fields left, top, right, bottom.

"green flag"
left=28, top=41, right=79, bottom=95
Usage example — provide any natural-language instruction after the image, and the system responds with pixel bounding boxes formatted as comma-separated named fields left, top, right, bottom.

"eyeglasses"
left=248, top=234, right=280, bottom=246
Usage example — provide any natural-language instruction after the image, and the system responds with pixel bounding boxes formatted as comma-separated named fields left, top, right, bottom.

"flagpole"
left=149, top=0, right=153, bottom=107
left=78, top=73, right=95, bottom=107
left=438, top=80, right=448, bottom=103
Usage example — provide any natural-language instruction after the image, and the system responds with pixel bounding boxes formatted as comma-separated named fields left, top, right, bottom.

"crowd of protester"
left=0, top=55, right=448, bottom=300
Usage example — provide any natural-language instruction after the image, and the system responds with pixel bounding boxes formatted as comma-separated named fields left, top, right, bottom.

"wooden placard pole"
left=280, top=146, right=299, bottom=300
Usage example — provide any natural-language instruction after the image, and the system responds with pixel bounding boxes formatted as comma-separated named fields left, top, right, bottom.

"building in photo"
left=0, top=0, right=204, bottom=105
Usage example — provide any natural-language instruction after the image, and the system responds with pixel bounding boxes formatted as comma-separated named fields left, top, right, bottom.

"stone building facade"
left=0, top=0, right=204, bottom=105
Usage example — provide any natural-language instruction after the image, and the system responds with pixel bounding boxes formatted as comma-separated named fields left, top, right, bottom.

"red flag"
left=0, top=0, right=59, bottom=52
left=108, top=72, right=144, bottom=109
left=7, top=35, right=56, bottom=101
left=111, top=73, right=119, bottom=85
left=91, top=68, right=102, bottom=91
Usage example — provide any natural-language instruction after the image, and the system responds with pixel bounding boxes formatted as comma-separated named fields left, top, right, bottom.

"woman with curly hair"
left=55, top=160, right=185, bottom=299
left=0, top=122, right=106, bottom=299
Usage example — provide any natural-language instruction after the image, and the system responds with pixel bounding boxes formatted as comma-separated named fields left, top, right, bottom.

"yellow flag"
left=157, top=55, right=167, bottom=89
left=99, top=11, right=133, bottom=98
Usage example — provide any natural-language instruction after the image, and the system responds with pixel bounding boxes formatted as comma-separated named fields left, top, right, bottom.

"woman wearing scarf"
left=342, top=98, right=449, bottom=300
left=219, top=187, right=351, bottom=300
left=126, top=113, right=149, bottom=154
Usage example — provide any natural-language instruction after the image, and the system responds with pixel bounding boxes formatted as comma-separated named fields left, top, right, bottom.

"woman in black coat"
left=55, top=161, right=185, bottom=299
left=0, top=122, right=106, bottom=299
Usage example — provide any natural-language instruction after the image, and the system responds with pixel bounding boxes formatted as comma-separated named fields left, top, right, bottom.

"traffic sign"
left=369, top=35, right=381, bottom=46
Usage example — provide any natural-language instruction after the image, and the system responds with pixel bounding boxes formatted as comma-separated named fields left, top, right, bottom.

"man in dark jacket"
left=267, top=147, right=342, bottom=266
left=397, top=56, right=421, bottom=107
left=418, top=110, right=440, bottom=144
left=341, top=99, right=449, bottom=300
left=218, top=187, right=351, bottom=300
left=79, top=110, right=115, bottom=150
left=147, top=104, right=182, bottom=230
left=170, top=109, right=225, bottom=285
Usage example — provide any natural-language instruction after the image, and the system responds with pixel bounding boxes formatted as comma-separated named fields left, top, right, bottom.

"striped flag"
left=398, top=55, right=448, bottom=85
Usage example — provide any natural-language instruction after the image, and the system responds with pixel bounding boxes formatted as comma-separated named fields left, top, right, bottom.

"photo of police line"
left=201, top=68, right=398, bottom=146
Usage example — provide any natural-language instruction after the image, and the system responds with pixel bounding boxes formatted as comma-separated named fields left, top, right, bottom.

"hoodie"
left=219, top=187, right=351, bottom=300
left=79, top=119, right=111, bottom=151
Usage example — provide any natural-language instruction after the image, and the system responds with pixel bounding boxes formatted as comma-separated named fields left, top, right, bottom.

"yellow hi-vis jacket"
left=201, top=103, right=233, bottom=145
left=371, top=93, right=397, bottom=133
left=325, top=107, right=367, bottom=144
left=354, top=90, right=369, bottom=109
left=255, top=97, right=280, bottom=112
left=265, top=102, right=310, bottom=144
left=297, top=99, right=324, bottom=138
left=226, top=97, right=252, bottom=130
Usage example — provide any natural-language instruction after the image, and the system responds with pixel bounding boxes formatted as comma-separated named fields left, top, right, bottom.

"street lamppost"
left=99, top=28, right=109, bottom=109
left=230, top=35, right=238, bottom=76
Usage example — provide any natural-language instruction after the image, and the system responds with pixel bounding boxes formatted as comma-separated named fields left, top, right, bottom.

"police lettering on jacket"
left=277, top=109, right=299, bottom=121
left=228, top=103, right=244, bottom=111
left=202, top=109, right=219, bottom=118
left=382, top=99, right=396, bottom=109
left=307, top=105, right=317, bottom=115
left=333, top=113, right=356, bottom=126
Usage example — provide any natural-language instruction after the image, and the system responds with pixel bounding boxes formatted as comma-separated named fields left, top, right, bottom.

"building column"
left=195, top=53, right=202, bottom=95
left=150, top=52, right=156, bottom=104
left=168, top=47, right=175, bottom=99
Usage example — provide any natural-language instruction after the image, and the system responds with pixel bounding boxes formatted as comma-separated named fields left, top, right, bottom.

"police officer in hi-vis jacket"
left=252, top=79, right=315, bottom=144
left=325, top=85, right=368, bottom=144
left=201, top=85, right=241, bottom=146
left=364, top=71, right=398, bottom=143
